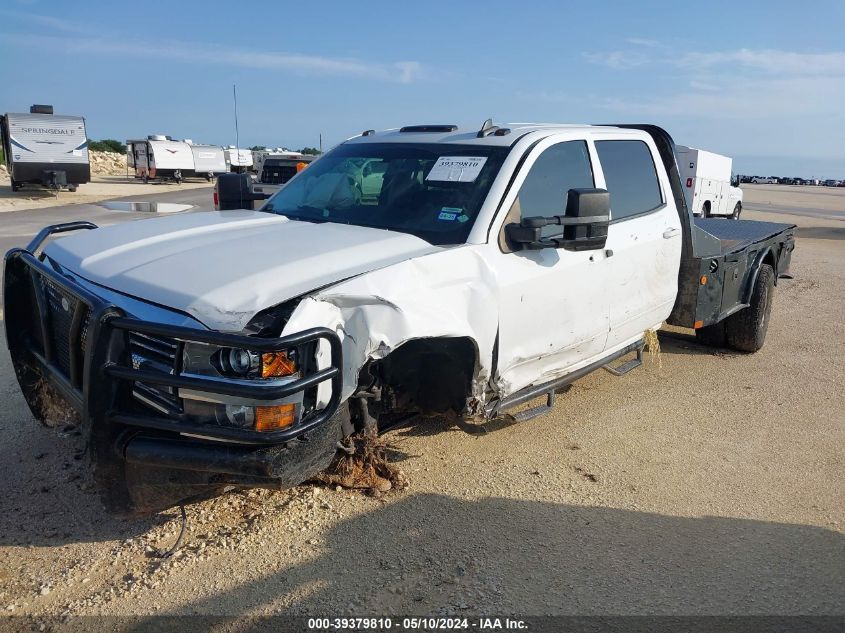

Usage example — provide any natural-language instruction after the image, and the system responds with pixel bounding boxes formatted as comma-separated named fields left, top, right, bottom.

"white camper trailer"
left=127, top=135, right=195, bottom=183
left=676, top=145, right=743, bottom=218
left=187, top=142, right=227, bottom=180
left=0, top=105, right=90, bottom=192
left=224, top=146, right=253, bottom=173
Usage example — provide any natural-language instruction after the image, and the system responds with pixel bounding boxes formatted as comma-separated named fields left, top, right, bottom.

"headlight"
left=180, top=343, right=302, bottom=432
left=183, top=343, right=297, bottom=379
left=214, top=348, right=260, bottom=377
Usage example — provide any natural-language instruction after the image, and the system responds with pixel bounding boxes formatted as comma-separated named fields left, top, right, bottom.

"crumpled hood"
left=45, top=210, right=442, bottom=330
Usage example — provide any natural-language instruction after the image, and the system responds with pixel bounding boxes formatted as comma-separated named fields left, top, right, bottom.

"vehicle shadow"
left=136, top=493, right=844, bottom=620
left=0, top=341, right=174, bottom=546
left=796, top=225, right=845, bottom=241
left=656, top=330, right=738, bottom=357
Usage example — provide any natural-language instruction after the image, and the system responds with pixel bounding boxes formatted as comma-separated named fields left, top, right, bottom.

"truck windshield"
left=260, top=142, right=509, bottom=245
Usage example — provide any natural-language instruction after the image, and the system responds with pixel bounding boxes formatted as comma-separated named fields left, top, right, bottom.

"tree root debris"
left=315, top=430, right=409, bottom=495
left=34, top=378, right=81, bottom=429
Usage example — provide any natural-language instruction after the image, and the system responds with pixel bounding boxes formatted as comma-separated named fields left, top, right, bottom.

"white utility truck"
left=0, top=105, right=90, bottom=192
left=676, top=145, right=743, bottom=218
left=5, top=122, right=795, bottom=515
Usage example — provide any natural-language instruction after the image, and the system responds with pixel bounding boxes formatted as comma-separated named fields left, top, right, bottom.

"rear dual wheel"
left=695, top=264, right=775, bottom=352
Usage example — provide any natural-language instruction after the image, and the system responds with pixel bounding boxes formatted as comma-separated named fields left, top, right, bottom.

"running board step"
left=602, top=347, right=643, bottom=376
left=511, top=391, right=555, bottom=423
left=486, top=340, right=645, bottom=422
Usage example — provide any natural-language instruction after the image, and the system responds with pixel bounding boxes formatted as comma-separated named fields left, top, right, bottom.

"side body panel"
left=592, top=134, right=684, bottom=347
left=149, top=140, right=195, bottom=171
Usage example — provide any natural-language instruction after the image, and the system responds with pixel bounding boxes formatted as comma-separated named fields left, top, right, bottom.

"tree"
left=298, top=147, right=321, bottom=155
left=249, top=145, right=266, bottom=151
left=88, top=139, right=127, bottom=154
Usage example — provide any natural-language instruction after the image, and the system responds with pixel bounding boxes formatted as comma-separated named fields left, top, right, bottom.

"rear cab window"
left=594, top=139, right=663, bottom=221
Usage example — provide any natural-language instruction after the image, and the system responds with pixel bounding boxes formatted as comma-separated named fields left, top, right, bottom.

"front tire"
left=725, top=264, right=775, bottom=352
left=731, top=202, right=742, bottom=219
left=10, top=178, right=20, bottom=192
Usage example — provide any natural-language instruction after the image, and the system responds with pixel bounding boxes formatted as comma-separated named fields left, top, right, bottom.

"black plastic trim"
left=4, top=229, right=343, bottom=446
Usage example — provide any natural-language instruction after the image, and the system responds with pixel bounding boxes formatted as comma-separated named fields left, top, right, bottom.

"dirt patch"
left=315, top=430, right=409, bottom=495
left=34, top=379, right=81, bottom=429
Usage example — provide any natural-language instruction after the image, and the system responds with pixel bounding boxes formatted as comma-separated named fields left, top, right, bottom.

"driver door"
left=486, top=139, right=610, bottom=395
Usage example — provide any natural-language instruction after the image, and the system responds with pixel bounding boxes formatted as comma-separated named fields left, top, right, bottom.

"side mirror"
left=214, top=173, right=270, bottom=210
left=505, top=188, right=610, bottom=251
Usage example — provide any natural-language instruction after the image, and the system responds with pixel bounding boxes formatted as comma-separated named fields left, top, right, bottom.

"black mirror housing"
left=505, top=188, right=610, bottom=251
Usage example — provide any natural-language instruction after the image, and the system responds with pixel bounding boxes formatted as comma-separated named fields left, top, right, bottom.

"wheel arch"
left=358, top=335, right=484, bottom=417
left=743, top=247, right=778, bottom=304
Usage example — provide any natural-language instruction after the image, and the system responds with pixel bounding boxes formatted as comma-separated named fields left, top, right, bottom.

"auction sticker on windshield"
left=426, top=156, right=488, bottom=182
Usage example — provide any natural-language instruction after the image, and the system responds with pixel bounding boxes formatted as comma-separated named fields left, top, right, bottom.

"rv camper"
left=186, top=142, right=227, bottom=180
left=0, top=105, right=90, bottom=192
left=224, top=146, right=253, bottom=173
left=127, top=135, right=195, bottom=183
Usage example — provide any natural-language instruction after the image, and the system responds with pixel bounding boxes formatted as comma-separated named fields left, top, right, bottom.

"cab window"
left=595, top=140, right=663, bottom=221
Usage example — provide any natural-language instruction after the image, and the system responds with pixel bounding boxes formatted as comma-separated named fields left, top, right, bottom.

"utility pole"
left=233, top=84, right=240, bottom=149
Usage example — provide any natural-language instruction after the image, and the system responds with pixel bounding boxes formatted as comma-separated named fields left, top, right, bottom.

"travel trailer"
left=127, top=135, right=194, bottom=183
left=224, top=146, right=253, bottom=173
left=676, top=145, right=743, bottom=218
left=187, top=142, right=227, bottom=180
left=0, top=105, right=90, bottom=192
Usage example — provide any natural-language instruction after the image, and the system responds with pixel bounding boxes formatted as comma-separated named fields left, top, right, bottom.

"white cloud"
left=582, top=50, right=651, bottom=70
left=0, top=10, right=89, bottom=33
left=0, top=15, right=424, bottom=83
left=625, top=38, right=664, bottom=48
left=677, top=48, right=845, bottom=76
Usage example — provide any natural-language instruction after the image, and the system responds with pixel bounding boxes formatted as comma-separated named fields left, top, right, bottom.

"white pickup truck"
left=5, top=122, right=796, bottom=515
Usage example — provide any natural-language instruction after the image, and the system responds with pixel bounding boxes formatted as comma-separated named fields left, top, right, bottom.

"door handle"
left=662, top=227, right=680, bottom=239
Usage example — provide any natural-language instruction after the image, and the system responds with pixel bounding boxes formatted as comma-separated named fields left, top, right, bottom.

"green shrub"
left=88, top=139, right=126, bottom=154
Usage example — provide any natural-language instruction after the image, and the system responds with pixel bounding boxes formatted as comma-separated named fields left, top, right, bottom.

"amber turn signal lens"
left=700, top=275, right=708, bottom=285
left=261, top=351, right=296, bottom=378
left=254, top=404, right=296, bottom=431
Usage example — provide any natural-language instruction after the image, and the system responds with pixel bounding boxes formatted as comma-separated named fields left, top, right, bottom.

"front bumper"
left=4, top=223, right=343, bottom=514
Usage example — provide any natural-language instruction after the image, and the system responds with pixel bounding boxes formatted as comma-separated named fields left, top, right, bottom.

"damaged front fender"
left=282, top=246, right=500, bottom=408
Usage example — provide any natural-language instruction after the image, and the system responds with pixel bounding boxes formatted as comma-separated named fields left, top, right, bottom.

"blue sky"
left=2, top=0, right=844, bottom=177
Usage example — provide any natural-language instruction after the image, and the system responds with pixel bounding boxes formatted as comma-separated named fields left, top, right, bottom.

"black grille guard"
left=4, top=223, right=343, bottom=445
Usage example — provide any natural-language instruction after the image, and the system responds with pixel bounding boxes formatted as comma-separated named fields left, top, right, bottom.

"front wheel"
left=725, top=264, right=775, bottom=352
left=731, top=202, right=742, bottom=219
left=10, top=178, right=20, bottom=192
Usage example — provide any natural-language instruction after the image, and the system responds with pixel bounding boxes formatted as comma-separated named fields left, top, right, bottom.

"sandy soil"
left=0, top=187, right=841, bottom=623
left=0, top=175, right=213, bottom=213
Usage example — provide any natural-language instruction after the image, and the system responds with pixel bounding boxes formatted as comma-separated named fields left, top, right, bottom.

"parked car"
left=751, top=176, right=778, bottom=184
left=4, top=122, right=796, bottom=515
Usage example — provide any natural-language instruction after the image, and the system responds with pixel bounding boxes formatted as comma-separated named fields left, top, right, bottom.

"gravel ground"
left=0, top=187, right=842, bottom=623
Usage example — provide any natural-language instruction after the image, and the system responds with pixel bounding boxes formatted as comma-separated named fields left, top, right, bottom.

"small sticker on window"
left=427, top=156, right=488, bottom=182
left=438, top=207, right=462, bottom=221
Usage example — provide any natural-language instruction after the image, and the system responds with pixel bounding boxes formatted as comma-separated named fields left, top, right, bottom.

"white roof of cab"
left=343, top=123, right=640, bottom=147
